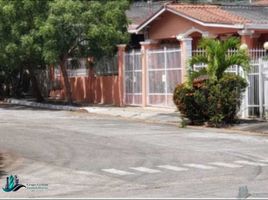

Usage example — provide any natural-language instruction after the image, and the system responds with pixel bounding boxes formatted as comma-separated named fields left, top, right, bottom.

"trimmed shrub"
left=173, top=73, right=247, bottom=126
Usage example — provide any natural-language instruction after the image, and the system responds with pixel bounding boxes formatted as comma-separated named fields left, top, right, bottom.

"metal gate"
left=147, top=48, right=182, bottom=107
left=263, top=60, right=268, bottom=119
left=258, top=59, right=268, bottom=118
left=124, top=50, right=142, bottom=105
left=241, top=59, right=268, bottom=119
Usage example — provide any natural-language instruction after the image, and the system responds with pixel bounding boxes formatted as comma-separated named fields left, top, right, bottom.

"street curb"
left=187, top=125, right=268, bottom=137
left=4, top=98, right=268, bottom=137
left=5, top=98, right=80, bottom=111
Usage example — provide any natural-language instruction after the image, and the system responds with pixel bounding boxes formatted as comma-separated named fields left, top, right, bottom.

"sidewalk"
left=5, top=98, right=182, bottom=125
left=81, top=106, right=181, bottom=125
left=4, top=98, right=268, bottom=134
left=229, top=120, right=268, bottom=134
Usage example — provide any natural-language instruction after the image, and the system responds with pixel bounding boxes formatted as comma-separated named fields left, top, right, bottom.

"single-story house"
left=127, top=1, right=268, bottom=50
left=49, top=1, right=268, bottom=114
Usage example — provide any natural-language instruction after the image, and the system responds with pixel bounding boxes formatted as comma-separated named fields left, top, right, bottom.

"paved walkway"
left=230, top=120, right=268, bottom=134
left=81, top=106, right=181, bottom=125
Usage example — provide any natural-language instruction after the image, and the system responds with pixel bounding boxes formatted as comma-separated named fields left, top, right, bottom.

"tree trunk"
left=15, top=66, right=24, bottom=97
left=59, top=58, right=73, bottom=104
left=28, top=65, right=44, bottom=102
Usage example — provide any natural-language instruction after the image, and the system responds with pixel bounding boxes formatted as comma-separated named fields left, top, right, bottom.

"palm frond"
left=188, top=37, right=249, bottom=81
left=187, top=67, right=208, bottom=86
left=222, top=37, right=240, bottom=51
left=188, top=55, right=208, bottom=67
left=226, top=49, right=250, bottom=72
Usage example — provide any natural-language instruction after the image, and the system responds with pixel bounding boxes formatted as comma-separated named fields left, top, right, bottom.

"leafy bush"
left=173, top=73, right=247, bottom=126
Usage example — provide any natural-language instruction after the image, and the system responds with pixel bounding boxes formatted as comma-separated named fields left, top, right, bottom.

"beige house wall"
left=148, top=11, right=238, bottom=40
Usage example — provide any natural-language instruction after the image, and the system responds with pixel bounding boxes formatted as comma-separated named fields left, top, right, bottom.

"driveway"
left=0, top=104, right=268, bottom=198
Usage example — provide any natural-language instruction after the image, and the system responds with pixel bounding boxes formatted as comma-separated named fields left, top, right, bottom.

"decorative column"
left=178, top=37, right=192, bottom=83
left=117, top=44, right=127, bottom=107
left=238, top=29, right=255, bottom=49
left=140, top=40, right=159, bottom=107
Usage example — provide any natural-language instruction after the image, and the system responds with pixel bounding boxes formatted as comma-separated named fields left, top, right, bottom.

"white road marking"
left=209, top=162, right=242, bottom=168
left=235, top=160, right=268, bottom=167
left=102, top=168, right=134, bottom=175
left=157, top=165, right=188, bottom=171
left=103, top=124, right=117, bottom=126
left=130, top=167, right=161, bottom=173
left=183, top=163, right=215, bottom=170
left=259, top=159, right=268, bottom=163
left=75, top=170, right=95, bottom=176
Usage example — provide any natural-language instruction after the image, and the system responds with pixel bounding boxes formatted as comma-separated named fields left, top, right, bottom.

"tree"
left=40, top=0, right=129, bottom=104
left=189, top=37, right=250, bottom=82
left=0, top=0, right=49, bottom=101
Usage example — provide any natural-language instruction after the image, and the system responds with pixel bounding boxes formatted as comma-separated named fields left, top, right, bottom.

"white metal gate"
left=240, top=59, right=268, bottom=119
left=147, top=48, right=182, bottom=107
left=263, top=60, right=268, bottom=118
left=124, top=50, right=142, bottom=105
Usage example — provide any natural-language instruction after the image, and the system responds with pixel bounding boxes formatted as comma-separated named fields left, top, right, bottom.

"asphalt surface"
left=0, top=104, right=268, bottom=198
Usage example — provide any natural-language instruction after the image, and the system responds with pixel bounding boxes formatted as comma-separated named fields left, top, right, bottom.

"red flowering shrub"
left=173, top=73, right=247, bottom=126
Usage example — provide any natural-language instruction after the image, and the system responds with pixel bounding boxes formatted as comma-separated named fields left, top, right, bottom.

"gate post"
left=178, top=37, right=192, bottom=82
left=117, top=44, right=127, bottom=107
left=259, top=58, right=264, bottom=118
left=140, top=40, right=158, bottom=107
left=241, top=67, right=249, bottom=118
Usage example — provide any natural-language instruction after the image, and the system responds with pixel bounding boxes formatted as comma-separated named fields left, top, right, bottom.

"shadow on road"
left=0, top=102, right=60, bottom=112
left=0, top=153, right=7, bottom=178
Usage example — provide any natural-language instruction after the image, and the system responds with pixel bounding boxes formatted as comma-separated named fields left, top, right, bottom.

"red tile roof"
left=167, top=4, right=251, bottom=25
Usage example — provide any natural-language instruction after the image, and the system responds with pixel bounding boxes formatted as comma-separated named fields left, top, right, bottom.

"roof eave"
left=132, top=6, right=245, bottom=34
left=245, top=24, right=268, bottom=30
left=167, top=7, right=244, bottom=29
left=134, top=7, right=166, bottom=34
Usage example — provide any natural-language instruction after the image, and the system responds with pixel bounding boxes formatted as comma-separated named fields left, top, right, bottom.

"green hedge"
left=173, top=73, right=247, bottom=126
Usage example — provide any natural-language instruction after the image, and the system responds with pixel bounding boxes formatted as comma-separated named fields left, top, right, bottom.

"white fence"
left=192, top=48, right=268, bottom=119
left=55, top=68, right=89, bottom=78
left=192, top=48, right=268, bottom=61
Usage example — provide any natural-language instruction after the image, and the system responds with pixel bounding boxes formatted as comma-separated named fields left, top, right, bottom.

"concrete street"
left=0, top=104, right=268, bottom=198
